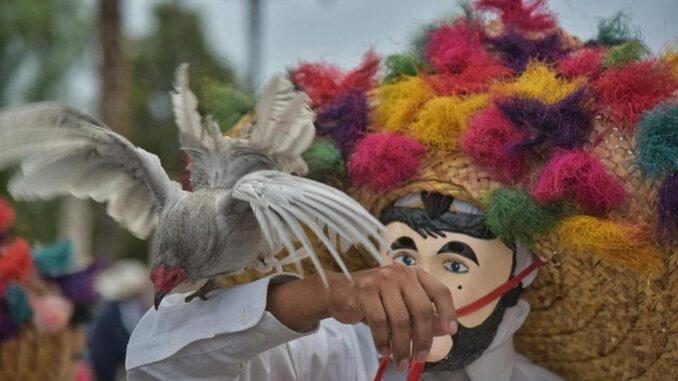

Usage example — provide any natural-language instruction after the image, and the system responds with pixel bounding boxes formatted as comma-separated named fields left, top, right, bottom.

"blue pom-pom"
left=32, top=239, right=75, bottom=276
left=5, top=283, right=32, bottom=324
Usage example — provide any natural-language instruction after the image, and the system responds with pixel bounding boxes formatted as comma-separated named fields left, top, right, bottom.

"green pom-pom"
left=6, top=283, right=33, bottom=324
left=602, top=39, right=648, bottom=67
left=32, top=239, right=74, bottom=276
left=595, top=12, right=640, bottom=46
left=486, top=189, right=558, bottom=246
left=302, top=140, right=346, bottom=181
left=384, top=54, right=422, bottom=83
left=636, top=102, right=678, bottom=176
left=200, top=80, right=254, bottom=131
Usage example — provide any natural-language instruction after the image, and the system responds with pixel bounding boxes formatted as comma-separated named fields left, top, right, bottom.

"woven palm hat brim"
left=346, top=116, right=676, bottom=381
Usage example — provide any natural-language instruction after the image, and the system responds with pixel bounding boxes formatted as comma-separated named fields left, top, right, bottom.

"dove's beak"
left=154, top=291, right=168, bottom=310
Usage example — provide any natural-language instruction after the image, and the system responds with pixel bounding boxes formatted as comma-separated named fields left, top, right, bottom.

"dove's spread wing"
left=232, top=170, right=389, bottom=285
left=247, top=76, right=315, bottom=175
left=171, top=64, right=233, bottom=190
left=0, top=103, right=182, bottom=238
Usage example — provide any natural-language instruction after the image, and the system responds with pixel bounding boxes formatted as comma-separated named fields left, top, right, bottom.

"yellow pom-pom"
left=555, top=215, right=662, bottom=274
left=374, top=76, right=435, bottom=131
left=407, top=94, right=489, bottom=149
left=661, top=46, right=678, bottom=80
left=493, top=62, right=585, bottom=104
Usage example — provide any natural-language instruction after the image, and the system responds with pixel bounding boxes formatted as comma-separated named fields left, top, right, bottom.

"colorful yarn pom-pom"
left=657, top=172, right=678, bottom=241
left=486, top=29, right=567, bottom=73
left=558, top=48, right=605, bottom=79
left=5, top=282, right=32, bottom=324
left=532, top=150, right=625, bottom=213
left=461, top=105, right=530, bottom=181
left=302, top=140, right=346, bottom=182
left=32, top=239, right=75, bottom=277
left=486, top=188, right=558, bottom=246
left=594, top=60, right=678, bottom=125
left=555, top=215, right=661, bottom=273
left=636, top=102, right=678, bottom=176
left=497, top=87, right=592, bottom=151
left=348, top=133, right=426, bottom=192
left=315, top=91, right=369, bottom=156
left=0, top=238, right=33, bottom=283
left=475, top=0, right=557, bottom=33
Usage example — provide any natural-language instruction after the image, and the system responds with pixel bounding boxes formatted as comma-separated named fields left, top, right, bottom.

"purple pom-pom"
left=658, top=172, right=678, bottom=240
left=315, top=91, right=369, bottom=156
left=48, top=261, right=101, bottom=304
left=497, top=87, right=592, bottom=151
left=486, top=29, right=568, bottom=73
left=0, top=301, right=19, bottom=342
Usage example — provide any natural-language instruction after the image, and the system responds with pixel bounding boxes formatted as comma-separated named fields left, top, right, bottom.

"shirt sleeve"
left=125, top=274, right=317, bottom=380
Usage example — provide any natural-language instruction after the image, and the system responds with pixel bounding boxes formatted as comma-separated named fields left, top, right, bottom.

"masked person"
left=126, top=191, right=560, bottom=381
left=126, top=0, right=678, bottom=379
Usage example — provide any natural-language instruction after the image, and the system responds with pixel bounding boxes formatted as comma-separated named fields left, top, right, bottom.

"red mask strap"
left=373, top=258, right=545, bottom=381
left=456, top=258, right=544, bottom=317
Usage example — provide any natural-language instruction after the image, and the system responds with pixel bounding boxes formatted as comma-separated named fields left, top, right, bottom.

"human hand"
left=325, top=264, right=458, bottom=370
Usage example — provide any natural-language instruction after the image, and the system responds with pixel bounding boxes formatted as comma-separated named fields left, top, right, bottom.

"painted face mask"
left=379, top=192, right=539, bottom=374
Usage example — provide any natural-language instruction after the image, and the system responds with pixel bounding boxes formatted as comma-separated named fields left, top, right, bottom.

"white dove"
left=0, top=64, right=388, bottom=309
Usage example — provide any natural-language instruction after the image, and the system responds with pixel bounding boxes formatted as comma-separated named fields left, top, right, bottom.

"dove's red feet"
left=185, top=279, right=219, bottom=303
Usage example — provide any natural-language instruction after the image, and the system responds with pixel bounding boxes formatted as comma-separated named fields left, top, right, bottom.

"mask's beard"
left=423, top=295, right=509, bottom=373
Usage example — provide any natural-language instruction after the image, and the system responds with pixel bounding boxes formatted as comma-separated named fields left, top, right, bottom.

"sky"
left=67, top=0, right=678, bottom=110
left=123, top=0, right=678, bottom=89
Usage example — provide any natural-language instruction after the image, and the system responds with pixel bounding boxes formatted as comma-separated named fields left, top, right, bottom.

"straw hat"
left=219, top=2, right=678, bottom=379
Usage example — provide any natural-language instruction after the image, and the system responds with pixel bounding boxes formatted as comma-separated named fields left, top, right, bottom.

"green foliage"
left=485, top=188, right=558, bottom=246
left=0, top=0, right=91, bottom=243
left=0, top=0, right=90, bottom=103
left=200, top=79, right=254, bottom=131
left=602, top=39, right=649, bottom=67
left=302, top=140, right=346, bottom=182
left=595, top=12, right=640, bottom=47
left=384, top=54, right=422, bottom=83
left=128, top=3, right=238, bottom=177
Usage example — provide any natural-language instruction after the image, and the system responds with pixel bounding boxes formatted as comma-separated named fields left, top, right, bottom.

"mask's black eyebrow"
left=391, top=236, right=418, bottom=251
left=437, top=241, right=479, bottom=266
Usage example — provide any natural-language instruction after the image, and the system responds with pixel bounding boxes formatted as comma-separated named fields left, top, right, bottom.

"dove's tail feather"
left=232, top=170, right=390, bottom=286
left=245, top=76, right=316, bottom=175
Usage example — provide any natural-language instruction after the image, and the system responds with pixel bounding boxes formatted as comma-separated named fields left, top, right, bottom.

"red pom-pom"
left=532, top=150, right=625, bottom=212
left=424, top=19, right=512, bottom=94
left=0, top=198, right=15, bottom=233
left=461, top=105, right=530, bottom=182
left=348, top=133, right=426, bottom=192
left=594, top=60, right=678, bottom=125
left=290, top=51, right=380, bottom=108
left=0, top=238, right=33, bottom=283
left=475, top=0, right=557, bottom=33
left=559, top=47, right=605, bottom=78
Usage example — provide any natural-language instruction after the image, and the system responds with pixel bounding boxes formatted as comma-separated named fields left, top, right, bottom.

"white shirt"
left=126, top=275, right=563, bottom=381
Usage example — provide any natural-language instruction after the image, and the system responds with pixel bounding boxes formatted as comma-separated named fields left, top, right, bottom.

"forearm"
left=266, top=272, right=335, bottom=332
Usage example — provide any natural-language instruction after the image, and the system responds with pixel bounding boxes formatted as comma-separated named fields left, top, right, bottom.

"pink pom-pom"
left=461, top=105, right=530, bottom=182
left=30, top=293, right=73, bottom=333
left=348, top=133, right=426, bottom=192
left=532, top=150, right=625, bottom=212
left=559, top=47, right=605, bottom=78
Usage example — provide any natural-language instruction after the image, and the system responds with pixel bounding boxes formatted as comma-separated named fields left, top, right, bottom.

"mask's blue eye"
left=393, top=253, right=417, bottom=266
left=443, top=260, right=469, bottom=274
